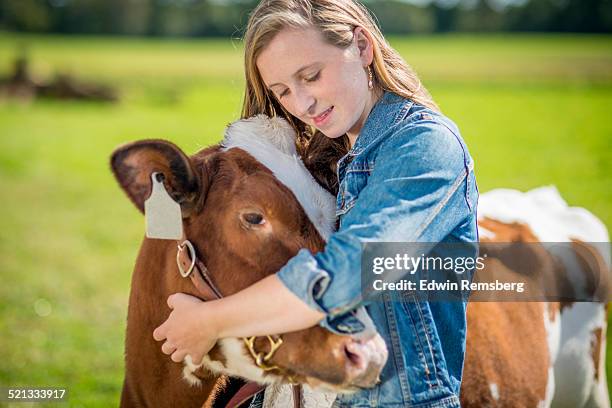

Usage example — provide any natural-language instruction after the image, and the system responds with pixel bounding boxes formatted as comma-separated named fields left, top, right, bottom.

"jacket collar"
left=348, top=91, right=413, bottom=155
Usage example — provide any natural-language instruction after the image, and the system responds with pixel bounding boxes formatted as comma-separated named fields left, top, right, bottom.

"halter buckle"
left=176, top=240, right=196, bottom=278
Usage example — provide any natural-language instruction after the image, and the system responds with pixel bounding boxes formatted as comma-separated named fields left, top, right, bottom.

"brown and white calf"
left=111, top=116, right=387, bottom=408
left=463, top=187, right=610, bottom=408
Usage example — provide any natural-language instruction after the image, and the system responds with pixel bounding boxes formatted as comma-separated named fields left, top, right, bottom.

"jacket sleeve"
left=276, top=119, right=476, bottom=323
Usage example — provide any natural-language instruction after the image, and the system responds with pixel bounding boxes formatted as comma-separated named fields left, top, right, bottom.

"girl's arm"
left=211, top=273, right=324, bottom=338
left=153, top=274, right=324, bottom=363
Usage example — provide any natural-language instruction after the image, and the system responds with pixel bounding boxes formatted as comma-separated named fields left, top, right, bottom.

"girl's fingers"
left=161, top=341, right=177, bottom=355
left=167, top=294, right=176, bottom=309
left=153, top=324, right=167, bottom=341
left=171, top=350, right=187, bottom=363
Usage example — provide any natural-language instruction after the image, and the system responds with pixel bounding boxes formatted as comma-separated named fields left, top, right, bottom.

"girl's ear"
left=353, top=26, right=374, bottom=66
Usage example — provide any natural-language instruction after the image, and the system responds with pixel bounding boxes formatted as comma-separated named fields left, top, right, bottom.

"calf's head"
left=111, top=116, right=387, bottom=392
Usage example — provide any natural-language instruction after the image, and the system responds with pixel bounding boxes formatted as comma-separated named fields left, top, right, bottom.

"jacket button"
left=337, top=324, right=352, bottom=333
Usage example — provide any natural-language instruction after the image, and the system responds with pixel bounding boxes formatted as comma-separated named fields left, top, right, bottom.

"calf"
left=468, top=187, right=610, bottom=408
left=111, top=116, right=387, bottom=407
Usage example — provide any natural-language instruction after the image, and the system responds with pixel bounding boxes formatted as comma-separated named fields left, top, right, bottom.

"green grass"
left=0, top=33, right=610, bottom=407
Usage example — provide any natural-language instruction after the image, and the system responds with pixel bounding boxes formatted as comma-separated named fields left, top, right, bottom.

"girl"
left=153, top=1, right=478, bottom=407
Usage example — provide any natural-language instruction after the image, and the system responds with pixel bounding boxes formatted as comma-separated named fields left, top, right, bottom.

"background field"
left=0, top=33, right=610, bottom=407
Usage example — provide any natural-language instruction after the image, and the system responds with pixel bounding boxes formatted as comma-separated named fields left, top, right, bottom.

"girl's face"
left=256, top=26, right=376, bottom=143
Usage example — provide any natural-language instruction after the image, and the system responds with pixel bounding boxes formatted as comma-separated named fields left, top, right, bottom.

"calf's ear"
left=110, top=140, right=201, bottom=216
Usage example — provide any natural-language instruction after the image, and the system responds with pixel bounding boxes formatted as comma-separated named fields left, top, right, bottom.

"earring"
left=367, top=66, right=374, bottom=89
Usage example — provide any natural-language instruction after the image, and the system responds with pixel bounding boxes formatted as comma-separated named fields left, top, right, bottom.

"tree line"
left=1, top=0, right=611, bottom=36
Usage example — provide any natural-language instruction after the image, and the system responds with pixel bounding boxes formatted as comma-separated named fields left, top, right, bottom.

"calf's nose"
left=342, top=334, right=388, bottom=388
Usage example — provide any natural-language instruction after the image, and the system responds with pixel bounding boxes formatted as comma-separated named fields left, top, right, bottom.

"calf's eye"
left=242, top=212, right=265, bottom=226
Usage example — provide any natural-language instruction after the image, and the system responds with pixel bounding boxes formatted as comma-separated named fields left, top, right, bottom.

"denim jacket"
left=277, top=91, right=479, bottom=408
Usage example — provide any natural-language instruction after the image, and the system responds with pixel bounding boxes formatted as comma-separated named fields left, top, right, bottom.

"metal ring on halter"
left=243, top=335, right=299, bottom=384
left=176, top=240, right=196, bottom=278
left=243, top=335, right=283, bottom=371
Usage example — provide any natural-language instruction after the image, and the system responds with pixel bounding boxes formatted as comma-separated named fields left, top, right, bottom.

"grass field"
left=0, top=32, right=611, bottom=407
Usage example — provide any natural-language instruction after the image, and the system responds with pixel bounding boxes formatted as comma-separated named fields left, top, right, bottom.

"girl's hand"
left=152, top=293, right=218, bottom=364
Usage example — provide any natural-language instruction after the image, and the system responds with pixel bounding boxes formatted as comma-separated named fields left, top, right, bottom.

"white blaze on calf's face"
left=222, top=115, right=336, bottom=241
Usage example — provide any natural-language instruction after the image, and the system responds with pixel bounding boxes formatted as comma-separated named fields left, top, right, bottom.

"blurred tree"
left=0, top=0, right=52, bottom=32
left=364, top=0, right=436, bottom=33
left=121, top=0, right=151, bottom=36
left=0, top=0, right=610, bottom=35
left=504, top=0, right=612, bottom=32
left=431, top=0, right=460, bottom=32
left=455, top=0, right=506, bottom=31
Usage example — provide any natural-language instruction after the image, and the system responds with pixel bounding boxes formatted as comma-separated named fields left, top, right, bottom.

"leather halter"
left=176, top=239, right=223, bottom=302
left=175, top=238, right=303, bottom=408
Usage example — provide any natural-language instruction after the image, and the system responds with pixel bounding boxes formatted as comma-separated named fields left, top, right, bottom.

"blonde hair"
left=241, top=0, right=439, bottom=192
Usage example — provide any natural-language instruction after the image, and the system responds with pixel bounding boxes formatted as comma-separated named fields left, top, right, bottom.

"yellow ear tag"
left=144, top=172, right=183, bottom=240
